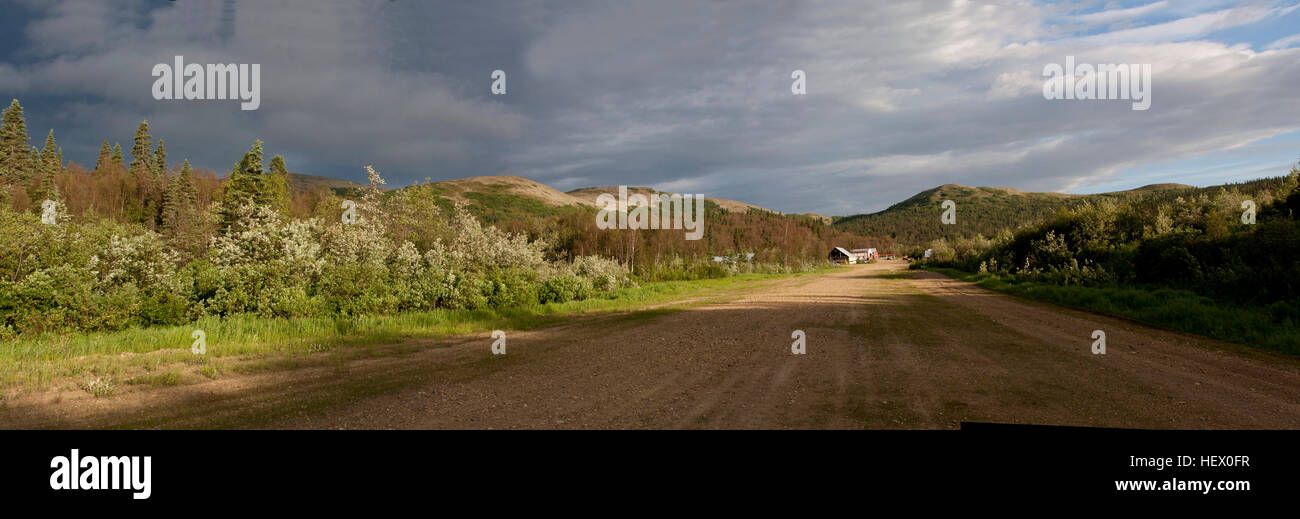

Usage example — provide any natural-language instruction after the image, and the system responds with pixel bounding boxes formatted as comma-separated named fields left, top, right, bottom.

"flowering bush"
left=0, top=164, right=647, bottom=337
left=0, top=214, right=191, bottom=334
left=444, top=203, right=547, bottom=272
left=568, top=255, right=632, bottom=291
left=93, top=232, right=181, bottom=290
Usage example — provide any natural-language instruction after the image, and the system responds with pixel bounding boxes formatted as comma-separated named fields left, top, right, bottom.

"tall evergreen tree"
left=162, top=170, right=181, bottom=232
left=179, top=159, right=197, bottom=204
left=219, top=140, right=268, bottom=233
left=128, top=120, right=152, bottom=176
left=0, top=99, right=32, bottom=185
left=153, top=139, right=167, bottom=179
left=180, top=159, right=198, bottom=210
left=37, top=167, right=60, bottom=203
left=25, top=145, right=41, bottom=202
left=40, top=129, right=60, bottom=179
left=95, top=141, right=111, bottom=172
left=111, top=142, right=124, bottom=168
left=162, top=159, right=197, bottom=236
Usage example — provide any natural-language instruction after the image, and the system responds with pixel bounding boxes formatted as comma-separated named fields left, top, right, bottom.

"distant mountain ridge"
left=831, top=180, right=1284, bottom=248
left=430, top=175, right=589, bottom=207
left=286, top=170, right=1287, bottom=249
left=565, top=185, right=775, bottom=214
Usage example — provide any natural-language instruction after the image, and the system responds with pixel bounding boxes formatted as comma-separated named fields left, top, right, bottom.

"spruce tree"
left=129, top=120, right=152, bottom=176
left=0, top=99, right=32, bottom=185
left=162, top=160, right=187, bottom=235
left=95, top=141, right=111, bottom=172
left=153, top=139, right=167, bottom=179
left=219, top=140, right=267, bottom=233
left=37, top=168, right=59, bottom=203
left=40, top=129, right=60, bottom=179
left=24, top=145, right=41, bottom=202
left=180, top=159, right=198, bottom=207
left=111, top=143, right=124, bottom=168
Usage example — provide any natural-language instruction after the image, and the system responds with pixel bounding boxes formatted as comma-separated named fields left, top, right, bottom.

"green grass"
left=0, top=270, right=824, bottom=394
left=929, top=267, right=1300, bottom=355
left=462, top=191, right=585, bottom=223
left=126, top=370, right=181, bottom=387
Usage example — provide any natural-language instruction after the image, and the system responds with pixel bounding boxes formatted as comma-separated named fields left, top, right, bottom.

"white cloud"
left=1267, top=34, right=1300, bottom=49
left=1074, top=1, right=1170, bottom=26
left=1075, top=3, right=1298, bottom=45
left=2, top=0, right=1299, bottom=215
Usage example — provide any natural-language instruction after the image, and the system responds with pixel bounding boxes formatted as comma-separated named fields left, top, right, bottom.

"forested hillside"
left=399, top=182, right=885, bottom=280
left=0, top=99, right=889, bottom=339
left=833, top=181, right=1290, bottom=250
left=916, top=168, right=1300, bottom=352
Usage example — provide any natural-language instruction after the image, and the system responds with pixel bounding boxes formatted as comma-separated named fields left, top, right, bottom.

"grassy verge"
left=0, top=268, right=832, bottom=396
left=928, top=267, right=1300, bottom=355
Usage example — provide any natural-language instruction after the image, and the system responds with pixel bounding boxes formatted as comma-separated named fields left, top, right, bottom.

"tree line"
left=0, top=97, right=887, bottom=339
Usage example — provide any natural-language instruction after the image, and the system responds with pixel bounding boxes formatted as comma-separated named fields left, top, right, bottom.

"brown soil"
left=5, top=261, right=1299, bottom=429
left=435, top=175, right=590, bottom=207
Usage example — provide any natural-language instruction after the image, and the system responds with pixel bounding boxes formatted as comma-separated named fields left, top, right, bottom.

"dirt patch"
left=435, top=175, right=590, bottom=207
left=5, top=262, right=1299, bottom=429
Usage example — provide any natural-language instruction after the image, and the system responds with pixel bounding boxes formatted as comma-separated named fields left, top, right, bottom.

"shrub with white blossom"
left=0, top=164, right=662, bottom=338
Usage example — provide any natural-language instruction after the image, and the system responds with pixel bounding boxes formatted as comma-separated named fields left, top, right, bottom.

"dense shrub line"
left=914, top=167, right=1300, bottom=351
left=0, top=165, right=633, bottom=339
left=915, top=169, right=1300, bottom=305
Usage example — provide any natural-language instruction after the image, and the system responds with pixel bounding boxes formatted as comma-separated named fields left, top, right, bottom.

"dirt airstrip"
left=5, top=261, right=1298, bottom=429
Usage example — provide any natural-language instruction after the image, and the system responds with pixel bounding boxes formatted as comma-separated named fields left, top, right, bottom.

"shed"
left=828, top=247, right=853, bottom=264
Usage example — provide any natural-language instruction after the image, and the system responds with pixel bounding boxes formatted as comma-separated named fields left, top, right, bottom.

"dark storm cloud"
left=1, top=0, right=1298, bottom=215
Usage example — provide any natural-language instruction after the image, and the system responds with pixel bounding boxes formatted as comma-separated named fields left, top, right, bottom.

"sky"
left=1, top=0, right=1299, bottom=216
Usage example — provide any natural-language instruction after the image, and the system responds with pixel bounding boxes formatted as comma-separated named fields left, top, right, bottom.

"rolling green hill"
left=400, top=177, right=799, bottom=226
left=303, top=170, right=1290, bottom=255
left=396, top=175, right=591, bottom=224
left=831, top=179, right=1289, bottom=249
